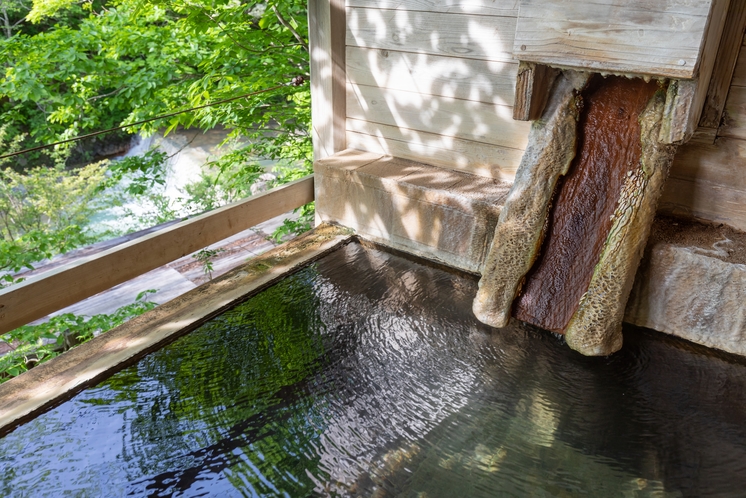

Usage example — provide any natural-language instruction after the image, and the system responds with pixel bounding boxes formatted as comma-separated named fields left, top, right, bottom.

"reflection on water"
left=2, top=242, right=746, bottom=496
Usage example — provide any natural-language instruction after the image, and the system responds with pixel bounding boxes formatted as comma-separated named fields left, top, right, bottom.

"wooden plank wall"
left=661, top=23, right=746, bottom=232
left=513, top=0, right=714, bottom=80
left=344, top=0, right=528, bottom=181
left=340, top=0, right=746, bottom=231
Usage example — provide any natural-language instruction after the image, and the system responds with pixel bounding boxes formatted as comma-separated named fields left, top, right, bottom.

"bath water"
left=2, top=242, right=745, bottom=496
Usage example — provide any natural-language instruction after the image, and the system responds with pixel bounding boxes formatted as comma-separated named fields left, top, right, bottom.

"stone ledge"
left=627, top=219, right=746, bottom=357
left=316, top=149, right=746, bottom=356
left=315, top=149, right=511, bottom=273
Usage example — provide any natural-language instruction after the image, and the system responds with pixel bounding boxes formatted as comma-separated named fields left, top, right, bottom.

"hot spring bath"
left=2, top=240, right=746, bottom=496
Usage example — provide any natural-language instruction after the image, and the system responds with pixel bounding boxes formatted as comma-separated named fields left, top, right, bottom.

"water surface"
left=2, top=242, right=746, bottom=497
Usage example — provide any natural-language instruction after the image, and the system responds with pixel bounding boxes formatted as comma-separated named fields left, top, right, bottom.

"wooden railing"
left=0, top=175, right=314, bottom=335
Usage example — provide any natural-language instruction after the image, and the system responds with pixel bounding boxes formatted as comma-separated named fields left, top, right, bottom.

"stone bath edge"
left=316, top=149, right=746, bottom=358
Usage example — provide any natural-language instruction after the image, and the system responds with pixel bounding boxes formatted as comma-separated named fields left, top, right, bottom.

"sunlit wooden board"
left=346, top=46, right=518, bottom=106
left=513, top=0, right=717, bottom=79
left=346, top=118, right=524, bottom=180
left=345, top=0, right=520, bottom=17
left=346, top=7, right=517, bottom=63
left=347, top=83, right=531, bottom=150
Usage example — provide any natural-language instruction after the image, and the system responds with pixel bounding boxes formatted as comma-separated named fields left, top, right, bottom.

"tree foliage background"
left=0, top=0, right=313, bottom=380
left=0, top=0, right=313, bottom=255
left=1, top=0, right=311, bottom=166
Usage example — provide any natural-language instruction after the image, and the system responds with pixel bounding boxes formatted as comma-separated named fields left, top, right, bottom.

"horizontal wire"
left=0, top=80, right=303, bottom=161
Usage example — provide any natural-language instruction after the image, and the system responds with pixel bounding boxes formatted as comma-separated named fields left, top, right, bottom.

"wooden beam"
left=512, top=62, right=559, bottom=121
left=346, top=118, right=524, bottom=181
left=514, top=0, right=718, bottom=79
left=699, top=0, right=746, bottom=128
left=0, top=176, right=314, bottom=335
left=659, top=0, right=730, bottom=144
left=346, top=46, right=519, bottom=107
left=346, top=83, right=531, bottom=150
left=345, top=0, right=520, bottom=17
left=346, top=8, right=517, bottom=63
left=309, top=0, right=346, bottom=161
left=662, top=136, right=746, bottom=231
left=718, top=85, right=746, bottom=139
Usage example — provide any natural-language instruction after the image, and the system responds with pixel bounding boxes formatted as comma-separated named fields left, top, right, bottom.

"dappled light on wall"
left=345, top=3, right=528, bottom=181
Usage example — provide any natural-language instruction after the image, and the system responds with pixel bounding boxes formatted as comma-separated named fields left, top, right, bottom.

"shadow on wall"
left=312, top=2, right=526, bottom=268
left=316, top=151, right=510, bottom=273
left=341, top=2, right=528, bottom=182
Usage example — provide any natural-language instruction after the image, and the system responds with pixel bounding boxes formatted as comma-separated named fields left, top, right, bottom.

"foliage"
left=0, top=226, right=92, bottom=287
left=104, top=147, right=168, bottom=196
left=0, top=0, right=312, bottom=170
left=0, top=160, right=114, bottom=240
left=0, top=125, right=123, bottom=286
left=0, top=123, right=118, bottom=243
left=192, top=247, right=225, bottom=280
left=2, top=0, right=315, bottom=242
left=269, top=201, right=314, bottom=243
left=0, top=290, right=157, bottom=381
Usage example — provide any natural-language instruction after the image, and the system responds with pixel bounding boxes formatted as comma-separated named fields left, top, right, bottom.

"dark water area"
left=515, top=75, right=661, bottom=332
left=2, top=242, right=746, bottom=497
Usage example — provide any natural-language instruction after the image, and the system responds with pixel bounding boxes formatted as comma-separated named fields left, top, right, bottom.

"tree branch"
left=87, top=85, right=125, bottom=102
left=1, top=6, right=12, bottom=39
left=270, top=6, right=308, bottom=52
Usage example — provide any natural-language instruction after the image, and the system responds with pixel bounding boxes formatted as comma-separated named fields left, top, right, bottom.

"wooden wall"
left=660, top=15, right=746, bottom=232
left=330, top=0, right=746, bottom=232
left=344, top=0, right=528, bottom=181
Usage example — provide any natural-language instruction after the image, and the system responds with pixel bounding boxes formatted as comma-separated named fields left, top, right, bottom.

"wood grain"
left=346, top=118, right=524, bottom=180
left=346, top=46, right=518, bottom=106
left=346, top=7, right=517, bottom=63
left=689, top=126, right=718, bottom=145
left=731, top=40, right=746, bottom=87
left=309, top=0, right=347, bottom=160
left=0, top=176, right=315, bottom=334
left=719, top=85, right=746, bottom=139
left=659, top=176, right=746, bottom=232
left=331, top=0, right=347, bottom=153
left=513, top=0, right=715, bottom=79
left=669, top=137, right=746, bottom=192
left=345, top=0, right=520, bottom=17
left=347, top=83, right=531, bottom=150
left=513, top=61, right=560, bottom=121
left=683, top=0, right=730, bottom=140
left=699, top=0, right=746, bottom=128
left=659, top=137, right=746, bottom=232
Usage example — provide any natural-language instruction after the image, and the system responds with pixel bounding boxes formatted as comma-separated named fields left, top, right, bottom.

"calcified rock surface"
left=565, top=92, right=677, bottom=355
left=474, top=73, right=677, bottom=356
left=472, top=71, right=589, bottom=328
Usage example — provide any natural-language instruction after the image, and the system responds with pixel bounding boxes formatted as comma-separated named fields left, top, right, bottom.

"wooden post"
left=659, top=0, right=731, bottom=144
left=513, top=62, right=559, bottom=121
left=308, top=0, right=346, bottom=161
left=699, top=0, right=746, bottom=129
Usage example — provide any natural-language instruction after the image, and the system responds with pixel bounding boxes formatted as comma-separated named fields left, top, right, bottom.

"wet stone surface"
left=2, top=242, right=746, bottom=497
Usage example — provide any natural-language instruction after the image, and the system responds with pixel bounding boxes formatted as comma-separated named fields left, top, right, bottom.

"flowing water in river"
left=2, top=242, right=746, bottom=497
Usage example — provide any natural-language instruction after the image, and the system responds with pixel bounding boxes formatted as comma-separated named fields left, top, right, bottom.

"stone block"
left=315, top=149, right=508, bottom=273
left=626, top=244, right=746, bottom=357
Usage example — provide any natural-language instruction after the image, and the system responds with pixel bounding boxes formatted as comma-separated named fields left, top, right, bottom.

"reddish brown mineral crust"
left=513, top=76, right=659, bottom=332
